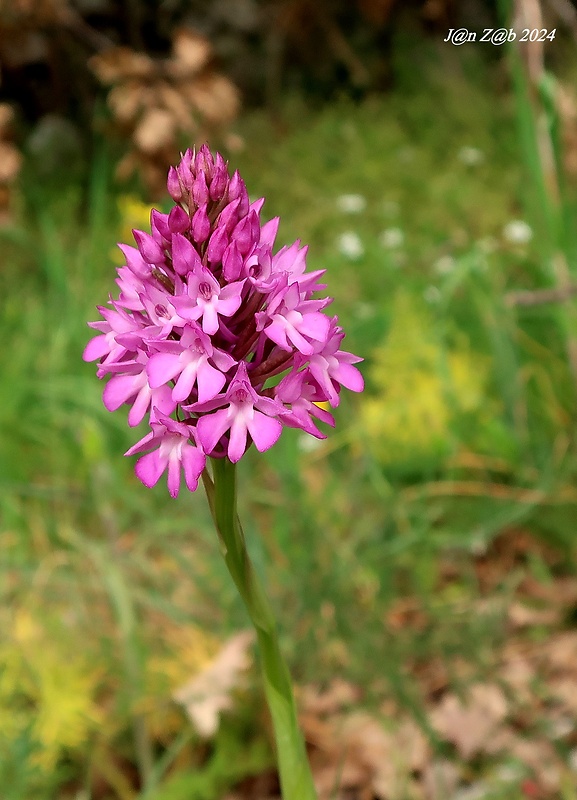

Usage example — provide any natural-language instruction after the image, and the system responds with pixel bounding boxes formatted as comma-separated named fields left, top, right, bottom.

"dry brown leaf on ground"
left=155, top=82, right=194, bottom=128
left=0, top=140, right=21, bottom=184
left=430, top=683, right=508, bottom=759
left=543, top=631, right=577, bottom=673
left=299, top=678, right=361, bottom=717
left=508, top=601, right=561, bottom=628
left=519, top=575, right=577, bottom=606
left=508, top=737, right=564, bottom=793
left=0, top=103, right=22, bottom=224
left=168, top=29, right=212, bottom=78
left=306, top=710, right=430, bottom=800
left=421, top=759, right=460, bottom=800
left=89, top=47, right=156, bottom=84
left=173, top=629, right=255, bottom=737
left=498, top=646, right=537, bottom=706
left=107, top=82, right=149, bottom=126
left=89, top=29, right=240, bottom=196
left=184, top=74, right=240, bottom=124
left=133, top=108, right=177, bottom=154
left=548, top=677, right=577, bottom=714
left=0, top=103, right=16, bottom=137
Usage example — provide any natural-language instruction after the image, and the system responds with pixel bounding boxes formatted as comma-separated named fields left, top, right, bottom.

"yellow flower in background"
left=112, top=195, right=156, bottom=263
left=359, top=292, right=488, bottom=471
left=0, top=608, right=103, bottom=771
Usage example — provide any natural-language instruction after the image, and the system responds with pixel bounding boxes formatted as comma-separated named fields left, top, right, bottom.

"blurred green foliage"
left=1, top=36, right=577, bottom=799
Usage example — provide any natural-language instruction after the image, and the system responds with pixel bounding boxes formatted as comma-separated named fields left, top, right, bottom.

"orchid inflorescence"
left=84, top=145, right=364, bottom=497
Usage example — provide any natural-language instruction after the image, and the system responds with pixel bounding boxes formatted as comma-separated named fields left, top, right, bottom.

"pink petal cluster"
left=84, top=146, right=364, bottom=497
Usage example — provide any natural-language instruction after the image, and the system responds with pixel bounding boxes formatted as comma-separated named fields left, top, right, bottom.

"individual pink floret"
left=125, top=414, right=206, bottom=497
left=146, top=323, right=236, bottom=403
left=192, top=362, right=283, bottom=463
left=173, top=267, right=244, bottom=336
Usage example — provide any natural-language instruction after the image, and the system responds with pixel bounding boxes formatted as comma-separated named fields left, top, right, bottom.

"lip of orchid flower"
left=305, top=319, right=364, bottom=407
left=102, top=357, right=176, bottom=427
left=276, top=369, right=334, bottom=439
left=190, top=362, right=284, bottom=463
left=125, top=412, right=206, bottom=497
left=85, top=145, right=363, bottom=495
left=83, top=303, right=144, bottom=366
left=256, top=281, right=331, bottom=356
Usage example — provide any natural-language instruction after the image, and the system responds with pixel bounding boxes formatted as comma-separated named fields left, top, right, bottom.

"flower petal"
left=247, top=411, right=282, bottom=453
left=127, top=385, right=152, bottom=427
left=135, top=450, right=165, bottom=488
left=332, top=362, right=364, bottom=393
left=201, top=303, right=219, bottom=335
left=298, top=312, right=330, bottom=342
left=146, top=352, right=182, bottom=388
left=167, top=454, right=182, bottom=498
left=196, top=360, right=226, bottom=403
left=172, top=361, right=199, bottom=402
left=228, top=413, right=248, bottom=462
left=197, top=408, right=231, bottom=454
left=103, top=374, right=140, bottom=411
left=83, top=334, right=110, bottom=362
left=181, top=445, right=206, bottom=492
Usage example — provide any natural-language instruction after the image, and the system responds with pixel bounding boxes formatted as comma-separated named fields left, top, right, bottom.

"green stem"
left=204, top=458, right=318, bottom=800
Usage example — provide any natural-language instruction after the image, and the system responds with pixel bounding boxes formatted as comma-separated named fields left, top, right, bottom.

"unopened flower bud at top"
left=191, top=204, right=210, bottom=244
left=195, top=144, right=215, bottom=181
left=209, top=165, right=228, bottom=201
left=192, top=171, right=209, bottom=207
left=177, top=150, right=194, bottom=192
left=207, top=226, right=229, bottom=264
left=151, top=209, right=171, bottom=243
left=232, top=212, right=259, bottom=257
left=222, top=240, right=243, bottom=281
left=167, top=167, right=183, bottom=202
left=168, top=205, right=190, bottom=235
left=218, top=198, right=241, bottom=235
left=228, top=171, right=250, bottom=215
left=172, top=232, right=202, bottom=276
left=132, top=229, right=166, bottom=265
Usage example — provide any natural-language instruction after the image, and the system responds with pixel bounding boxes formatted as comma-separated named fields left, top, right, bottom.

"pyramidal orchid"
left=84, top=145, right=363, bottom=799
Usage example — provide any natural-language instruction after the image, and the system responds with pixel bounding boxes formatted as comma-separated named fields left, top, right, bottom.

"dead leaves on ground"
left=174, top=624, right=577, bottom=798
left=294, top=625, right=577, bottom=800
left=188, top=530, right=577, bottom=800
left=0, top=103, right=22, bottom=223
left=173, top=630, right=255, bottom=738
left=90, top=30, right=240, bottom=196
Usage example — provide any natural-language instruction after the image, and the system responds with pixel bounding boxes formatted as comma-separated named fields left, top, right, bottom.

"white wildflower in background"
left=355, top=302, right=376, bottom=320
left=297, top=434, right=323, bottom=453
left=433, top=255, right=456, bottom=275
left=424, top=286, right=441, bottom=304
left=379, top=228, right=404, bottom=249
left=337, top=231, right=364, bottom=259
left=503, top=220, right=533, bottom=245
left=458, top=146, right=484, bottom=166
left=336, top=193, right=366, bottom=214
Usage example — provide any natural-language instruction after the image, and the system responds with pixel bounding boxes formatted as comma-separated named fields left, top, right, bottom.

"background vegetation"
left=2, top=1, right=577, bottom=798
